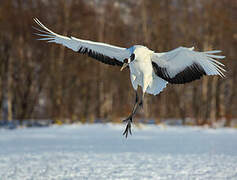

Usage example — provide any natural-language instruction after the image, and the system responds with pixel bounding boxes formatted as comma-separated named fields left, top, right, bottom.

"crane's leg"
left=139, top=92, right=145, bottom=108
left=123, top=91, right=143, bottom=138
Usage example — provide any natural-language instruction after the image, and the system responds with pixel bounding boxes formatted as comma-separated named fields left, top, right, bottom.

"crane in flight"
left=33, top=18, right=226, bottom=137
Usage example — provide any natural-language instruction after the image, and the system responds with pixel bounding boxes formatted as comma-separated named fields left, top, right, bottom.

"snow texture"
left=0, top=124, right=237, bottom=180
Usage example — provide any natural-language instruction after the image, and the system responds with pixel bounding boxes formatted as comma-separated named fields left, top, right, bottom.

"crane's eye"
left=130, top=53, right=135, bottom=61
left=124, top=58, right=128, bottom=63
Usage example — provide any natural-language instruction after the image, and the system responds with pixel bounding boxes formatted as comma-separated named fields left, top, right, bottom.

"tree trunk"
left=7, top=56, right=13, bottom=122
left=201, top=77, right=208, bottom=124
left=210, top=76, right=218, bottom=125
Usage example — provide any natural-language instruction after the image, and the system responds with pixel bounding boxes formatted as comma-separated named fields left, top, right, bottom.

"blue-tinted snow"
left=0, top=124, right=237, bottom=179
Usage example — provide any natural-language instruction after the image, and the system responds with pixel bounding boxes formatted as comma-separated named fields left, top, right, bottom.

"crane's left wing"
left=151, top=47, right=225, bottom=84
left=33, top=18, right=130, bottom=66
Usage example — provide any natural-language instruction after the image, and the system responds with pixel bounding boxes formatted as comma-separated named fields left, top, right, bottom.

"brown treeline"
left=0, top=0, right=236, bottom=126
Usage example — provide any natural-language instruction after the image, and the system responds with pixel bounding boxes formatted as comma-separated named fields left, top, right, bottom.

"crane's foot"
left=123, top=116, right=133, bottom=138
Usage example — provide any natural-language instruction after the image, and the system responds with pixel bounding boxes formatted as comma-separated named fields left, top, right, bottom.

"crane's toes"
left=123, top=121, right=132, bottom=138
left=123, top=117, right=132, bottom=138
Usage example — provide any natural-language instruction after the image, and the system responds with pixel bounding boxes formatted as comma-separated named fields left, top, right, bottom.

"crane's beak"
left=120, top=63, right=129, bottom=71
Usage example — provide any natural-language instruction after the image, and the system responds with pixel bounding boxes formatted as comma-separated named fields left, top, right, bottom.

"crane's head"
left=120, top=53, right=135, bottom=71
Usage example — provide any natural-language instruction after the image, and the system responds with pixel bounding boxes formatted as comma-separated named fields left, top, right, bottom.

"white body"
left=129, top=46, right=168, bottom=95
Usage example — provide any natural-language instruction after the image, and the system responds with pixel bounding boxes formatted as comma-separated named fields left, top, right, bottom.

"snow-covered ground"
left=0, top=124, right=237, bottom=180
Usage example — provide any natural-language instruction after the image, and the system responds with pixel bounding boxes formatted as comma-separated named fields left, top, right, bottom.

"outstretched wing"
left=33, top=18, right=130, bottom=66
left=151, top=47, right=225, bottom=84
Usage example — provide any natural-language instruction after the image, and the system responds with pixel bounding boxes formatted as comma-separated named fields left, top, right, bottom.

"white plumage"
left=33, top=18, right=226, bottom=137
left=152, top=47, right=225, bottom=79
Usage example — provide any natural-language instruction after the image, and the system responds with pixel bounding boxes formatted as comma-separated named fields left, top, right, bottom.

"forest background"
left=0, top=0, right=236, bottom=126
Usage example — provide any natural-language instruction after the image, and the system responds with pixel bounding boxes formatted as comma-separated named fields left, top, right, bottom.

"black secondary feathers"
left=152, top=61, right=206, bottom=84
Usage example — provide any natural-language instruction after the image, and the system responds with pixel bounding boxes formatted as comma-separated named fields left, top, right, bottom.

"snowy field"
left=0, top=124, right=237, bottom=180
